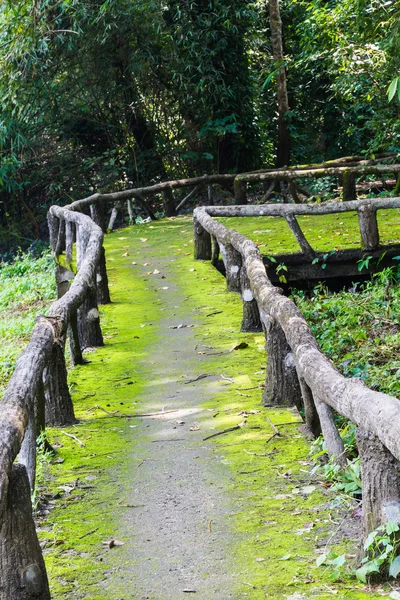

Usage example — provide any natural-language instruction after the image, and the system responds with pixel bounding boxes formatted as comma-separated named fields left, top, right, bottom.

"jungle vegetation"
left=0, top=0, right=399, bottom=248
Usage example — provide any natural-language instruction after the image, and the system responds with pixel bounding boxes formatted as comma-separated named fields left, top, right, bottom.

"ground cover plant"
left=0, top=247, right=55, bottom=394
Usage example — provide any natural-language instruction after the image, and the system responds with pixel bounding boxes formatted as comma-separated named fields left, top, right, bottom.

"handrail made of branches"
left=193, top=203, right=400, bottom=547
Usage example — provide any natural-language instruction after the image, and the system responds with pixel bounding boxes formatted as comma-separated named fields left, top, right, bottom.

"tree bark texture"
left=234, top=178, right=247, bottom=205
left=77, top=277, right=104, bottom=349
left=43, top=339, right=76, bottom=427
left=262, top=312, right=302, bottom=410
left=90, top=200, right=107, bottom=233
left=96, top=247, right=111, bottom=305
left=313, top=394, right=345, bottom=465
left=162, top=188, right=176, bottom=217
left=193, top=215, right=212, bottom=260
left=240, top=265, right=261, bottom=332
left=0, top=464, right=51, bottom=600
left=108, top=202, right=121, bottom=232
left=357, top=205, right=379, bottom=250
left=68, top=310, right=84, bottom=366
left=225, top=244, right=242, bottom=292
left=357, top=427, right=400, bottom=541
left=299, top=378, right=321, bottom=438
left=341, top=170, right=357, bottom=201
left=211, top=235, right=220, bottom=268
left=269, top=0, right=291, bottom=168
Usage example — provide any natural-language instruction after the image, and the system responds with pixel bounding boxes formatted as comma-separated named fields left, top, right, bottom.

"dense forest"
left=0, top=0, right=399, bottom=249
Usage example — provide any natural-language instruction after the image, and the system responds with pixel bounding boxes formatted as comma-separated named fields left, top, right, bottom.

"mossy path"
left=40, top=217, right=393, bottom=600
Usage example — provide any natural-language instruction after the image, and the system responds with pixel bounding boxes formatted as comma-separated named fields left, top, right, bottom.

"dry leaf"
left=140, top=238, right=148, bottom=242
left=131, top=262, right=137, bottom=265
left=153, top=269, right=160, bottom=274
left=189, top=425, right=200, bottom=431
left=122, top=252, right=129, bottom=257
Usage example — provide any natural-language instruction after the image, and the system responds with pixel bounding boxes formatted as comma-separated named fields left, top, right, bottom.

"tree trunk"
left=357, top=427, right=400, bottom=541
left=268, top=0, right=290, bottom=168
left=43, top=340, right=76, bottom=427
left=0, top=464, right=51, bottom=600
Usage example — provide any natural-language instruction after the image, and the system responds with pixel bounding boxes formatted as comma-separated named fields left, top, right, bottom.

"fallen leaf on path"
left=153, top=269, right=160, bottom=274
left=143, top=262, right=150, bottom=266
left=131, top=262, right=137, bottom=265
left=280, top=554, right=291, bottom=561
left=102, top=539, right=125, bottom=549
left=176, top=421, right=185, bottom=425
left=140, top=238, right=148, bottom=242
left=161, top=287, right=169, bottom=290
left=301, top=485, right=316, bottom=495
left=122, top=252, right=129, bottom=256
left=189, top=425, right=200, bottom=431
left=256, top=557, right=265, bottom=562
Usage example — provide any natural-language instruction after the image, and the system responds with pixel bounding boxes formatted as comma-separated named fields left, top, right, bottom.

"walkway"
left=38, top=218, right=380, bottom=600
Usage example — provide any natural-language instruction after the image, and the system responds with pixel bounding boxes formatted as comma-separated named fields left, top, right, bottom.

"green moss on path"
left=39, top=217, right=393, bottom=599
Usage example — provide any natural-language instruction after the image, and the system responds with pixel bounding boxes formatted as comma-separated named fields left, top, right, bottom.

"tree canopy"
left=0, top=0, right=399, bottom=247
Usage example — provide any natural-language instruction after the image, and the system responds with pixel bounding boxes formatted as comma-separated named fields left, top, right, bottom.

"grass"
left=0, top=249, right=55, bottom=394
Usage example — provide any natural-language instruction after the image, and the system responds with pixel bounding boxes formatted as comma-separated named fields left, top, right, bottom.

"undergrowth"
left=0, top=248, right=55, bottom=392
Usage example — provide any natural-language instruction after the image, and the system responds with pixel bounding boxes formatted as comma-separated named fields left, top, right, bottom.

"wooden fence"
left=2, top=163, right=400, bottom=597
left=193, top=199, right=400, bottom=548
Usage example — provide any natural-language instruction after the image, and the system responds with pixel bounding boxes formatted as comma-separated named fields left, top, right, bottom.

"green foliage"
left=356, top=522, right=400, bottom=583
left=292, top=267, right=400, bottom=397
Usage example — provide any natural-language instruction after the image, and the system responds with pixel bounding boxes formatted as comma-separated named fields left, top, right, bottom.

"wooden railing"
left=2, top=162, right=400, bottom=598
left=193, top=200, right=400, bottom=545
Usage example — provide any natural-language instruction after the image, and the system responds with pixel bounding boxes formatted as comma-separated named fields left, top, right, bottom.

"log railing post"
left=193, top=215, right=212, bottom=260
left=68, top=309, right=85, bottom=366
left=313, top=394, right=345, bottom=465
left=341, top=170, right=357, bottom=201
left=234, top=177, right=247, bottom=205
left=108, top=201, right=121, bottom=231
left=43, top=336, right=76, bottom=427
left=261, top=311, right=302, bottom=411
left=357, top=204, right=380, bottom=250
left=285, top=214, right=315, bottom=259
left=357, top=427, right=400, bottom=541
left=162, top=188, right=176, bottom=217
left=299, top=378, right=321, bottom=438
left=127, top=198, right=134, bottom=223
left=90, top=200, right=107, bottom=233
left=76, top=226, right=104, bottom=348
left=240, top=264, right=261, bottom=332
left=65, top=221, right=75, bottom=264
left=211, top=235, right=220, bottom=268
left=55, top=219, right=66, bottom=257
left=225, top=244, right=242, bottom=292
left=47, top=212, right=59, bottom=253
left=18, top=407, right=37, bottom=493
left=0, top=464, right=51, bottom=600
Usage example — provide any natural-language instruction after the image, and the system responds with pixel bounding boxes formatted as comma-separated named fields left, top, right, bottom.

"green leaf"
left=389, top=556, right=400, bottom=578
left=386, top=521, right=399, bottom=535
left=388, top=77, right=399, bottom=102
left=316, top=553, right=327, bottom=567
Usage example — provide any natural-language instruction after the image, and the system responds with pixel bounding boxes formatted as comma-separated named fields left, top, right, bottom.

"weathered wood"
left=194, top=206, right=400, bottom=475
left=55, top=219, right=66, bottom=257
left=211, top=235, right=220, bottom=268
left=134, top=193, right=158, bottom=221
left=313, top=394, right=345, bottom=465
left=299, top=378, right=321, bottom=438
left=47, top=212, right=59, bottom=252
left=225, top=244, right=242, bottom=292
left=96, top=246, right=111, bottom=305
left=90, top=200, right=107, bottom=233
left=68, top=310, right=84, bottom=366
left=234, top=177, right=247, bottom=205
left=240, top=264, right=261, bottom=332
left=126, top=198, right=134, bottom=223
left=341, top=170, right=357, bottom=202
left=358, top=204, right=379, bottom=250
left=357, top=427, right=400, bottom=540
left=285, top=214, right=314, bottom=259
left=18, top=409, right=37, bottom=492
left=193, top=215, right=212, bottom=260
left=43, top=337, right=76, bottom=427
left=175, top=185, right=201, bottom=213
left=0, top=464, right=51, bottom=600
left=262, top=312, right=302, bottom=410
left=77, top=277, right=104, bottom=349
left=55, top=264, right=74, bottom=299
left=108, top=201, right=121, bottom=232
left=162, top=188, right=176, bottom=217
left=206, top=197, right=400, bottom=218
left=65, top=221, right=74, bottom=263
